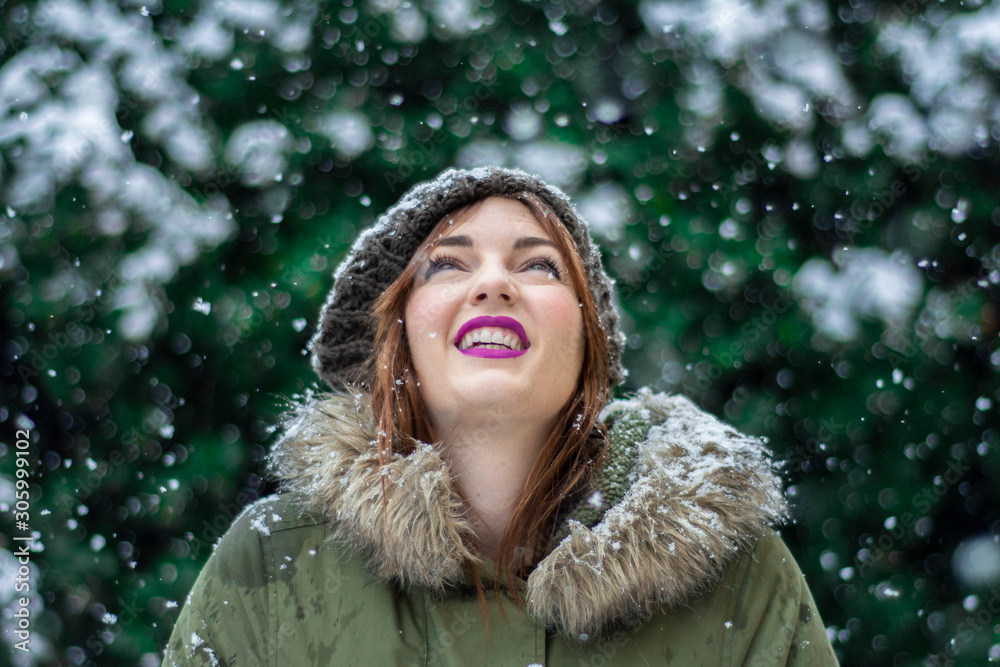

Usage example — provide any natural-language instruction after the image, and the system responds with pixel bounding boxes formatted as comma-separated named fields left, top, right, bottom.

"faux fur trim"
left=526, top=389, right=786, bottom=637
left=269, top=392, right=476, bottom=588
left=270, top=389, right=786, bottom=638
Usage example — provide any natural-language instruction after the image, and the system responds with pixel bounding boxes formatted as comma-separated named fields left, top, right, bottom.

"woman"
left=163, top=167, right=838, bottom=665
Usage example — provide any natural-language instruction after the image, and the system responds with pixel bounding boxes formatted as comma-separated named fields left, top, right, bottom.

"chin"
left=442, top=380, right=533, bottom=409
left=456, top=379, right=528, bottom=404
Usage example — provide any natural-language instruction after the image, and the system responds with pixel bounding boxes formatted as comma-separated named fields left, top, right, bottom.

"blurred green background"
left=1, top=0, right=999, bottom=664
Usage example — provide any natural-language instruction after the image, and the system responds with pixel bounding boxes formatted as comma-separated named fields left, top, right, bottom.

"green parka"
left=163, top=390, right=838, bottom=666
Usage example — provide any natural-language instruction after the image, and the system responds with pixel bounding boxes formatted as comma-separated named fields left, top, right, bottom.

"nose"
left=469, top=260, right=518, bottom=304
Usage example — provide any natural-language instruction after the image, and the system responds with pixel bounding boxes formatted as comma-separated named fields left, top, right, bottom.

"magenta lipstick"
left=455, top=316, right=529, bottom=358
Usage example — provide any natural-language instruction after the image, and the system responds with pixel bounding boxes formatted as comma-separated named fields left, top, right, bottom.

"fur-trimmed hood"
left=270, top=389, right=786, bottom=639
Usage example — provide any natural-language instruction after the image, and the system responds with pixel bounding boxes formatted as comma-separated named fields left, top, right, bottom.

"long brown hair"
left=362, top=192, right=611, bottom=600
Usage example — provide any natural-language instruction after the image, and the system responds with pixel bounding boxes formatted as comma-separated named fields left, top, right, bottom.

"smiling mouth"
left=454, top=316, right=530, bottom=358
left=458, top=327, right=526, bottom=352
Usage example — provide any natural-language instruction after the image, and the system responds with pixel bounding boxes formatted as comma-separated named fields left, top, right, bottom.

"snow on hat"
left=309, top=165, right=626, bottom=388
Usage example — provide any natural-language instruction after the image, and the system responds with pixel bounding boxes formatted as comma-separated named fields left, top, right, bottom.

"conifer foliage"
left=1, top=0, right=999, bottom=664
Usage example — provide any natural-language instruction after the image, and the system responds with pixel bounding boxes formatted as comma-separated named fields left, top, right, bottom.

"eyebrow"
left=434, top=235, right=473, bottom=248
left=432, top=235, right=557, bottom=250
left=513, top=236, right=558, bottom=250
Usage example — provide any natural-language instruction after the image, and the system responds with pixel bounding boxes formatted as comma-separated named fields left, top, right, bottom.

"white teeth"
left=457, top=327, right=526, bottom=351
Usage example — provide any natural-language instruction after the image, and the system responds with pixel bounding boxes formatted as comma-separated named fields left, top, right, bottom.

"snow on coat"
left=162, top=390, right=838, bottom=665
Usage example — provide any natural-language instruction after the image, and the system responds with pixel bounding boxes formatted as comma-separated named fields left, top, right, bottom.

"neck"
left=432, top=409, right=554, bottom=562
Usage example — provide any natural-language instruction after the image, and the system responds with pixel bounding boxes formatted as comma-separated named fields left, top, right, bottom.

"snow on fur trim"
left=269, top=392, right=476, bottom=589
left=525, top=390, right=787, bottom=637
left=270, top=389, right=786, bottom=638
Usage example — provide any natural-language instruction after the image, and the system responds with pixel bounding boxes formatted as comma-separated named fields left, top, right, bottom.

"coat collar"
left=270, top=389, right=786, bottom=639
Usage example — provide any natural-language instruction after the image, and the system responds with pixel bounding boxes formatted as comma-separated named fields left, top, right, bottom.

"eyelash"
left=525, top=257, right=562, bottom=278
left=427, top=255, right=562, bottom=279
left=429, top=255, right=462, bottom=272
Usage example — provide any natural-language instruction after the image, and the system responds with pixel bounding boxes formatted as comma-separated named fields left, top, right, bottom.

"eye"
left=427, top=255, right=462, bottom=273
left=525, top=257, right=562, bottom=279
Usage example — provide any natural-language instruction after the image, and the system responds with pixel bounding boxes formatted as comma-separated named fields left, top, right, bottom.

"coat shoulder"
left=161, top=494, right=337, bottom=667
left=727, top=531, right=840, bottom=666
left=237, top=493, right=327, bottom=537
left=197, top=493, right=329, bottom=582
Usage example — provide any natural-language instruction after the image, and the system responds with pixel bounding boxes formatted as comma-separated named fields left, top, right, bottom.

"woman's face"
left=404, top=197, right=585, bottom=433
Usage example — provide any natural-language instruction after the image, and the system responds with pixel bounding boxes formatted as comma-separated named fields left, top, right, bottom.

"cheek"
left=546, top=293, right=584, bottom=337
left=542, top=293, right=586, bottom=364
left=406, top=288, right=442, bottom=332
left=404, top=288, right=450, bottom=360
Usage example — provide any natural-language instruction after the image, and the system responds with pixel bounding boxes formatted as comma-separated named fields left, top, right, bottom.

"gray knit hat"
left=310, top=166, right=626, bottom=388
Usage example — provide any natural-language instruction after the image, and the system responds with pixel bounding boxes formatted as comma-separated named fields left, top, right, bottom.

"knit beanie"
left=309, top=166, right=626, bottom=388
